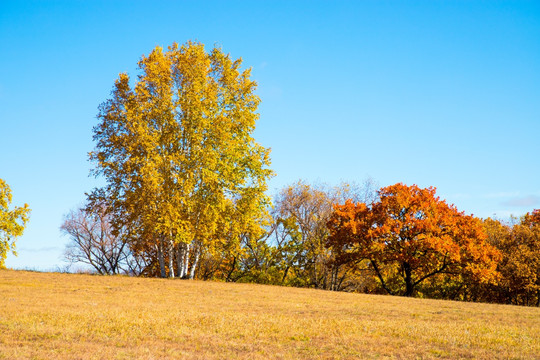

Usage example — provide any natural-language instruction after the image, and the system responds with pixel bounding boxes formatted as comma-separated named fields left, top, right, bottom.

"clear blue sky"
left=1, top=1, right=539, bottom=270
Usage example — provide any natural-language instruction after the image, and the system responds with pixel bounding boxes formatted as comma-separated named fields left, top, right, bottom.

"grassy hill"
left=0, top=270, right=538, bottom=359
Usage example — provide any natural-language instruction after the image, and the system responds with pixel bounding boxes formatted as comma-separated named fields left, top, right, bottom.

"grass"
left=0, top=270, right=538, bottom=359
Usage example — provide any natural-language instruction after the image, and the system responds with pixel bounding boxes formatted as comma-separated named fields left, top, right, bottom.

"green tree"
left=89, top=41, right=273, bottom=278
left=0, top=178, right=31, bottom=268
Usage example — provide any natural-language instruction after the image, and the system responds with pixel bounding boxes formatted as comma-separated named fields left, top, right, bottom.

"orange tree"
left=327, top=183, right=500, bottom=297
left=485, top=210, right=540, bottom=306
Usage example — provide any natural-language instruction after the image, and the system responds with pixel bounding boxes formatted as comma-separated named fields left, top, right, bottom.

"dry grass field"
left=0, top=270, right=538, bottom=359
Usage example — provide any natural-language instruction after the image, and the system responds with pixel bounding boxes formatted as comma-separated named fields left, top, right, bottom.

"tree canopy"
left=0, top=178, right=31, bottom=268
left=482, top=213, right=540, bottom=306
left=89, top=41, right=273, bottom=278
left=327, top=183, right=501, bottom=297
left=50, top=40, right=539, bottom=306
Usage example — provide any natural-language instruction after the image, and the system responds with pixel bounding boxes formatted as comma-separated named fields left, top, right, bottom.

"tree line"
left=60, top=177, right=540, bottom=307
left=1, top=41, right=538, bottom=307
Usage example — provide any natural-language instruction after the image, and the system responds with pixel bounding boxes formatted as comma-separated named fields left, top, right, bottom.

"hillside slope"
left=0, top=270, right=538, bottom=359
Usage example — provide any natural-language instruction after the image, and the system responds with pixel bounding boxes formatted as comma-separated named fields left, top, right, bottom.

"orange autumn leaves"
left=483, top=211, right=540, bottom=306
left=327, top=183, right=501, bottom=297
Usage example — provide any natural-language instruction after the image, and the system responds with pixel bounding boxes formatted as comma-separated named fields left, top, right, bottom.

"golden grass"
left=0, top=270, right=538, bottom=359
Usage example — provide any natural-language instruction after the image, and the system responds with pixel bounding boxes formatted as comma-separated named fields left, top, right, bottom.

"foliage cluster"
left=3, top=41, right=538, bottom=308
left=58, top=41, right=540, bottom=306
left=469, top=211, right=540, bottom=306
left=64, top=177, right=540, bottom=306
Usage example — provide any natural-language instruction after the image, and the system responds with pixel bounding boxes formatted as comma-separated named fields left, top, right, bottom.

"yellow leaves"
left=89, top=41, right=272, bottom=265
left=0, top=178, right=31, bottom=268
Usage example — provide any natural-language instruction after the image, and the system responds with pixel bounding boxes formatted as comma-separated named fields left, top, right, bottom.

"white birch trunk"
left=168, top=240, right=175, bottom=278
left=189, top=244, right=199, bottom=280
left=183, top=242, right=191, bottom=278
left=176, top=244, right=184, bottom=278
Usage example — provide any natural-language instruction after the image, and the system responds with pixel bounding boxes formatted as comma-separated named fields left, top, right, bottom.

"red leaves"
left=522, top=209, right=540, bottom=228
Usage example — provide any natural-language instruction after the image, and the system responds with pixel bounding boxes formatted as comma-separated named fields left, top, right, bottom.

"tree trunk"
left=312, top=257, right=319, bottom=289
left=281, top=265, right=290, bottom=284
left=183, top=242, right=191, bottom=278
left=371, top=260, right=394, bottom=295
left=176, top=243, right=184, bottom=278
left=331, top=264, right=340, bottom=291
left=168, top=240, right=175, bottom=278
left=189, top=243, right=199, bottom=280
left=157, top=239, right=166, bottom=278
left=226, top=256, right=237, bottom=282
left=329, top=265, right=335, bottom=291
left=403, top=262, right=414, bottom=297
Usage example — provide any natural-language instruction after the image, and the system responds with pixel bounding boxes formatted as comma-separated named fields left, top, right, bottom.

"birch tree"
left=89, top=41, right=272, bottom=278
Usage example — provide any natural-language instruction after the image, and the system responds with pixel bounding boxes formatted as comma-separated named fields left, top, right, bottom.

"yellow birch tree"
left=89, top=41, right=272, bottom=278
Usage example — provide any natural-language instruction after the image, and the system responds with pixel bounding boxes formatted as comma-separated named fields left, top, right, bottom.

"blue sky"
left=1, top=1, right=539, bottom=270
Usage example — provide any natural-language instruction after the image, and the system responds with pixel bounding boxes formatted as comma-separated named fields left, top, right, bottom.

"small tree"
left=61, top=205, right=131, bottom=275
left=270, top=179, right=377, bottom=290
left=327, top=183, right=501, bottom=297
left=483, top=212, right=540, bottom=306
left=0, top=178, right=30, bottom=268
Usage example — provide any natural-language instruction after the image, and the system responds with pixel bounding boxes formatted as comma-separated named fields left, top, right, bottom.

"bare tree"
left=61, top=205, right=131, bottom=274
